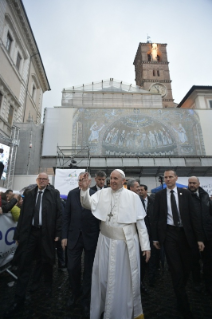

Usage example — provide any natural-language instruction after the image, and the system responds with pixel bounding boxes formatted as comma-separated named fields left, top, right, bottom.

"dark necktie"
left=34, top=191, right=42, bottom=227
left=141, top=197, right=146, bottom=210
left=170, top=190, right=180, bottom=227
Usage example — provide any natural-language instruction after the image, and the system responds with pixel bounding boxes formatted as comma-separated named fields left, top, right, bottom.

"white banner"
left=54, top=168, right=85, bottom=195
left=0, top=213, right=17, bottom=269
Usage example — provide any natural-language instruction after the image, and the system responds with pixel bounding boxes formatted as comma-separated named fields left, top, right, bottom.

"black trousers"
left=164, top=225, right=192, bottom=315
left=148, top=244, right=161, bottom=282
left=191, top=247, right=201, bottom=285
left=67, top=233, right=96, bottom=307
left=15, top=227, right=53, bottom=301
left=202, top=239, right=212, bottom=289
left=140, top=242, right=162, bottom=284
left=56, top=239, right=66, bottom=267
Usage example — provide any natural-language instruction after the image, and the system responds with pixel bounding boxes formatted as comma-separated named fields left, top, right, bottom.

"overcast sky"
left=23, top=0, right=212, bottom=117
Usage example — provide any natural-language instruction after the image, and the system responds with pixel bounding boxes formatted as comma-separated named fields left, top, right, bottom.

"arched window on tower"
left=157, top=55, right=160, bottom=62
left=153, top=70, right=155, bottom=76
left=157, top=70, right=160, bottom=76
left=147, top=54, right=151, bottom=61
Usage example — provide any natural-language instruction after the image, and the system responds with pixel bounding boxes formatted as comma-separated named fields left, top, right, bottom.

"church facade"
left=12, top=42, right=212, bottom=191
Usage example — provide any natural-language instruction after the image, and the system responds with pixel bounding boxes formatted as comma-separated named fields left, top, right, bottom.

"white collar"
left=194, top=190, right=199, bottom=197
left=111, top=187, right=124, bottom=194
left=166, top=186, right=177, bottom=194
left=37, top=188, right=46, bottom=193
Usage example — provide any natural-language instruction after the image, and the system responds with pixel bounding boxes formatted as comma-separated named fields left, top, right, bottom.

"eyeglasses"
left=37, top=178, right=48, bottom=181
left=78, top=179, right=83, bottom=182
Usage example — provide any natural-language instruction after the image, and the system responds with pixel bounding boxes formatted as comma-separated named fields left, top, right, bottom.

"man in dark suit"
left=90, top=170, right=107, bottom=192
left=153, top=169, right=204, bottom=319
left=127, top=179, right=149, bottom=294
left=188, top=176, right=212, bottom=295
left=4, top=172, right=62, bottom=317
left=140, top=184, right=160, bottom=287
left=61, top=172, right=99, bottom=318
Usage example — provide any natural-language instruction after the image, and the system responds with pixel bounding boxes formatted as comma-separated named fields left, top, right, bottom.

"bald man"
left=5, top=173, right=62, bottom=317
left=188, top=176, right=212, bottom=296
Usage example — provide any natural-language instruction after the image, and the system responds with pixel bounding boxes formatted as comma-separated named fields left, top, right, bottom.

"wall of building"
left=0, top=0, right=49, bottom=139
left=14, top=121, right=43, bottom=175
left=42, top=108, right=75, bottom=156
left=180, top=88, right=212, bottom=110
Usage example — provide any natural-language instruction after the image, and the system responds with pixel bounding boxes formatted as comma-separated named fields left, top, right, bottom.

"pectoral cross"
left=108, top=212, right=113, bottom=221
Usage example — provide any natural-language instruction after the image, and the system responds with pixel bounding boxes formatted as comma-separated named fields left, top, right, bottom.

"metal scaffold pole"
left=3, top=126, right=20, bottom=189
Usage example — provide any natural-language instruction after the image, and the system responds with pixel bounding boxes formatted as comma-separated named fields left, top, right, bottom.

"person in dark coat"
left=152, top=169, right=204, bottom=319
left=90, top=170, right=107, bottom=192
left=139, top=184, right=161, bottom=287
left=127, top=179, right=150, bottom=294
left=188, top=176, right=212, bottom=295
left=0, top=192, right=18, bottom=214
left=61, top=172, right=99, bottom=318
left=4, top=172, right=62, bottom=317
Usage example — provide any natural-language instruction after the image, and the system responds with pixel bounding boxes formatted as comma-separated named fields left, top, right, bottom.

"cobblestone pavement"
left=0, top=262, right=212, bottom=319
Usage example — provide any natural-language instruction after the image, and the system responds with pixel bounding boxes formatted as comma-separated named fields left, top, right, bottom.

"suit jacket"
left=90, top=185, right=107, bottom=192
left=152, top=187, right=202, bottom=248
left=13, top=186, right=62, bottom=267
left=190, top=186, right=212, bottom=241
left=62, top=187, right=99, bottom=250
left=145, top=195, right=154, bottom=240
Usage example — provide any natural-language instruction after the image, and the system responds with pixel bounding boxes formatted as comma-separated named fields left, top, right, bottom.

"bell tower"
left=133, top=42, right=175, bottom=107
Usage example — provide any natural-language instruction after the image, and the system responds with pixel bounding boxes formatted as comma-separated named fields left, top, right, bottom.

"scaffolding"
left=56, top=145, right=90, bottom=170
left=61, top=78, right=162, bottom=109
left=0, top=126, right=20, bottom=189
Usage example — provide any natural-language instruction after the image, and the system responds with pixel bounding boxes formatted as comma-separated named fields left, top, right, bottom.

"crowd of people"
left=1, top=169, right=212, bottom=319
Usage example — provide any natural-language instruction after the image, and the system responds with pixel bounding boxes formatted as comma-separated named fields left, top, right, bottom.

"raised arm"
left=80, top=172, right=92, bottom=209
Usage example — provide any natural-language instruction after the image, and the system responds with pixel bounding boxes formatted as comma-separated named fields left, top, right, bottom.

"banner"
left=0, top=213, right=17, bottom=269
left=54, top=168, right=85, bottom=195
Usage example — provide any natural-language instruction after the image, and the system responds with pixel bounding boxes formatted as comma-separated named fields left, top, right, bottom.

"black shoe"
left=58, top=265, right=67, bottom=272
left=206, top=287, right=212, bottom=296
left=182, top=311, right=194, bottom=319
left=82, top=305, right=90, bottom=318
left=30, top=282, right=40, bottom=293
left=4, top=299, right=24, bottom=318
left=140, top=282, right=148, bottom=294
left=45, top=286, right=52, bottom=297
left=67, top=292, right=81, bottom=309
left=149, top=278, right=155, bottom=287
left=193, top=284, right=202, bottom=293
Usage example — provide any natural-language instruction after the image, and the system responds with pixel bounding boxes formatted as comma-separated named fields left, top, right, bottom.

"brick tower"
left=133, top=42, right=175, bottom=107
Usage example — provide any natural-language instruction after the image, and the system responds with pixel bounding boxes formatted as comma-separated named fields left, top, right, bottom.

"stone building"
left=0, top=0, right=50, bottom=138
left=177, top=85, right=212, bottom=109
left=133, top=42, right=175, bottom=108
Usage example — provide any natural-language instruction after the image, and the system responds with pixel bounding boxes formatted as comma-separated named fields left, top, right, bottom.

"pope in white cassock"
left=80, top=169, right=151, bottom=319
